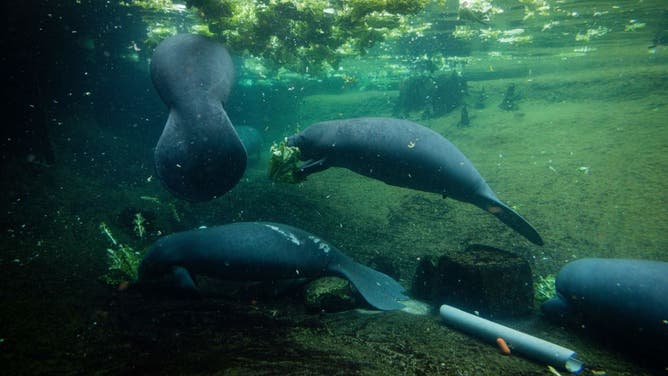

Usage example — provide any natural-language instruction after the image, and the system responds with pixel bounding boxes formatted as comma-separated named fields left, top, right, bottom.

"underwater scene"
left=2, top=0, right=667, bottom=374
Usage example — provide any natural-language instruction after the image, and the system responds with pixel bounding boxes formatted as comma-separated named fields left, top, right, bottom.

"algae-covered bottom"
left=0, top=288, right=659, bottom=375
left=0, top=167, right=663, bottom=375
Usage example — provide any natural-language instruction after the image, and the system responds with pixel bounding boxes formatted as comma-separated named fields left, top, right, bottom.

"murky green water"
left=1, top=1, right=666, bottom=374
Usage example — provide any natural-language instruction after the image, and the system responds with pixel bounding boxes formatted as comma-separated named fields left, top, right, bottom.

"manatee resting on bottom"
left=138, top=222, right=408, bottom=311
left=542, top=258, right=668, bottom=347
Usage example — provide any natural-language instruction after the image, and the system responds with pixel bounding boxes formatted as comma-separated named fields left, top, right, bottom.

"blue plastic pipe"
left=440, top=304, right=583, bottom=373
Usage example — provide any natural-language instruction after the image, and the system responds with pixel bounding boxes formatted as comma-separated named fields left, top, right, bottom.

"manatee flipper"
left=330, top=256, right=408, bottom=311
left=138, top=266, right=201, bottom=298
left=297, top=158, right=329, bottom=178
left=171, top=266, right=198, bottom=292
left=477, top=196, right=544, bottom=246
left=541, top=294, right=572, bottom=322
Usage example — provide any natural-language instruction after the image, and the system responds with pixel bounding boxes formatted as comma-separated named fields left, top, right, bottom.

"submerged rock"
left=303, top=277, right=358, bottom=313
left=412, top=244, right=533, bottom=318
left=394, top=72, right=467, bottom=118
left=498, top=83, right=520, bottom=111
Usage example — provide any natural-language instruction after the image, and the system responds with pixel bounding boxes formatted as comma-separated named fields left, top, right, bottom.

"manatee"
left=542, top=258, right=668, bottom=354
left=138, top=222, right=408, bottom=311
left=150, top=34, right=247, bottom=201
left=286, top=117, right=543, bottom=245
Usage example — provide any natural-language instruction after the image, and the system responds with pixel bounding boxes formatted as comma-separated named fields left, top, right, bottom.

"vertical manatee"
left=150, top=34, right=247, bottom=201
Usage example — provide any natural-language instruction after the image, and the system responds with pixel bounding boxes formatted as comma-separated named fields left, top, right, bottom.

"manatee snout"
left=286, top=133, right=314, bottom=159
left=285, top=134, right=299, bottom=148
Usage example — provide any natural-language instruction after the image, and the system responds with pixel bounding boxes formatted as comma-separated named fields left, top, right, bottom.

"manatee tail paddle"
left=330, top=256, right=408, bottom=311
left=477, top=197, right=544, bottom=246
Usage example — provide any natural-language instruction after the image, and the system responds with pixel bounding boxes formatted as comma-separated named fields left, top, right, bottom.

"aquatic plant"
left=99, top=222, right=143, bottom=286
left=189, top=23, right=215, bottom=37
left=133, top=212, right=146, bottom=240
left=139, top=195, right=161, bottom=204
left=268, top=139, right=305, bottom=184
left=120, top=0, right=176, bottom=12
left=101, top=244, right=142, bottom=286
left=128, top=0, right=430, bottom=74
left=99, top=222, right=118, bottom=246
left=452, top=25, right=478, bottom=40
left=534, top=274, right=556, bottom=303
left=168, top=202, right=182, bottom=223
left=575, top=26, right=609, bottom=42
left=451, top=0, right=546, bottom=45
left=145, top=23, right=178, bottom=48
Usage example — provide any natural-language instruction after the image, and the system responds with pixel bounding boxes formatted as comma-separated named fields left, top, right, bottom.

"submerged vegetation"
left=121, top=0, right=649, bottom=83
left=126, top=0, right=431, bottom=73
left=99, top=222, right=143, bottom=286
left=268, top=139, right=305, bottom=184
left=101, top=244, right=142, bottom=286
left=187, top=0, right=431, bottom=73
left=534, top=274, right=556, bottom=303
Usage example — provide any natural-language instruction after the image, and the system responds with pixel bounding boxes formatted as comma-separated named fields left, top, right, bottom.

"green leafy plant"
left=268, top=139, right=305, bottom=184
left=133, top=212, right=146, bottom=240
left=127, top=0, right=430, bottom=74
left=534, top=274, right=556, bottom=303
left=99, top=222, right=143, bottom=286
left=101, top=244, right=142, bottom=285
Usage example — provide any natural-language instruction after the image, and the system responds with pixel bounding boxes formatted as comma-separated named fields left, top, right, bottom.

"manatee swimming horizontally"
left=138, top=222, right=408, bottom=310
left=286, top=117, right=543, bottom=245
left=150, top=34, right=247, bottom=202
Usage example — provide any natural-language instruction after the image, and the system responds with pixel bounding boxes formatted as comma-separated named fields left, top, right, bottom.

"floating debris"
left=139, top=195, right=161, bottom=204
left=133, top=212, right=146, bottom=240
left=99, top=222, right=117, bottom=246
